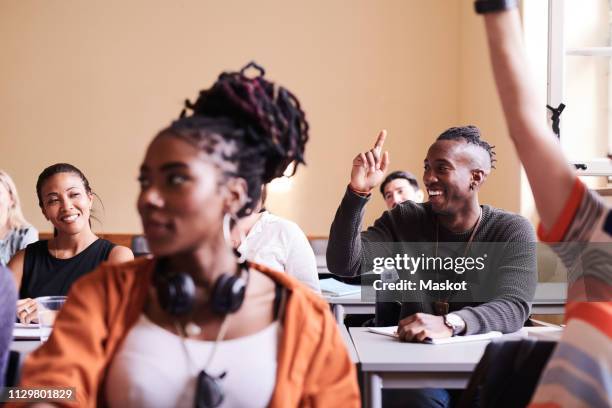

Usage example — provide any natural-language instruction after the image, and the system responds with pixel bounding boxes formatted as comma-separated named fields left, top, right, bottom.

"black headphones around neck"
left=153, top=257, right=250, bottom=316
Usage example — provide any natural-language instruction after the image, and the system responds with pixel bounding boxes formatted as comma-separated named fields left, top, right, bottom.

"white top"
left=105, top=315, right=279, bottom=408
left=238, top=211, right=320, bottom=293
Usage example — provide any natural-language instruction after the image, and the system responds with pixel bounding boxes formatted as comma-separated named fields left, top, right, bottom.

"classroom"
left=1, top=1, right=610, bottom=407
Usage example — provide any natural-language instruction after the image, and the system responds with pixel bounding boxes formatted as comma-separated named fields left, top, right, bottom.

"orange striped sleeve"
left=538, top=178, right=586, bottom=242
left=564, top=301, right=612, bottom=338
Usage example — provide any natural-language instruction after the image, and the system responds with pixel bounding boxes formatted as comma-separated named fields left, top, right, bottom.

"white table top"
left=11, top=340, right=41, bottom=355
left=350, top=328, right=490, bottom=372
left=338, top=324, right=358, bottom=363
left=349, top=327, right=561, bottom=372
left=324, top=282, right=566, bottom=305
left=324, top=291, right=371, bottom=305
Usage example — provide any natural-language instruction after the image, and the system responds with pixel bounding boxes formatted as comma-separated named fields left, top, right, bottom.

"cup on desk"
left=35, top=296, right=66, bottom=343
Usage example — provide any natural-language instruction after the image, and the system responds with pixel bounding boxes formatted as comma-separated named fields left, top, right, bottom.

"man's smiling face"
left=423, top=139, right=488, bottom=216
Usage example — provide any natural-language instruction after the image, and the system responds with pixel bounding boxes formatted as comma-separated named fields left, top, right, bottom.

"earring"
left=222, top=213, right=247, bottom=263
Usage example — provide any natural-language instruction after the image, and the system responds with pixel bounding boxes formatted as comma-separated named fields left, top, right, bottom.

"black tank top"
left=20, top=239, right=115, bottom=299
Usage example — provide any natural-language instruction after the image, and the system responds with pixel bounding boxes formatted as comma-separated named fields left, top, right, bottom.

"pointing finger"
left=373, top=129, right=387, bottom=151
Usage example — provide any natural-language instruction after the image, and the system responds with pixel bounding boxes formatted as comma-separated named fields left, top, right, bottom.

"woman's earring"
left=222, top=213, right=247, bottom=263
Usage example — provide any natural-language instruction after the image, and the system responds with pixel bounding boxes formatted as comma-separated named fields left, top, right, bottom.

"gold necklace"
left=433, top=207, right=483, bottom=315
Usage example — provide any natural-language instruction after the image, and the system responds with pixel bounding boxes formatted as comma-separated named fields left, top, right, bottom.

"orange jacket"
left=13, top=258, right=360, bottom=407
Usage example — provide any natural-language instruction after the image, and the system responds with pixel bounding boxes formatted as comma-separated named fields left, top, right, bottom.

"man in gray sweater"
left=327, top=126, right=537, bottom=340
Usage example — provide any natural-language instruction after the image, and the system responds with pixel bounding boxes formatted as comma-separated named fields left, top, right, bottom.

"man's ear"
left=471, top=169, right=487, bottom=189
left=222, top=178, right=249, bottom=216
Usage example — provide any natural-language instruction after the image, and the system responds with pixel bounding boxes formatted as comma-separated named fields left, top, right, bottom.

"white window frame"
left=547, top=0, right=612, bottom=176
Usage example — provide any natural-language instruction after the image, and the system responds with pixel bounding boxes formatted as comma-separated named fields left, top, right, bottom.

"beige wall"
left=0, top=0, right=518, bottom=236
left=457, top=2, right=521, bottom=212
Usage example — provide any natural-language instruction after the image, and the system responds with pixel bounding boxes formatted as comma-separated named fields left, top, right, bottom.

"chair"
left=130, top=235, right=150, bottom=257
left=4, top=350, right=21, bottom=387
left=458, top=339, right=557, bottom=408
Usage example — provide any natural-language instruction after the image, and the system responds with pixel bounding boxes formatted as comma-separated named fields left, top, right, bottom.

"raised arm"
left=481, top=7, right=577, bottom=232
left=327, top=130, right=391, bottom=276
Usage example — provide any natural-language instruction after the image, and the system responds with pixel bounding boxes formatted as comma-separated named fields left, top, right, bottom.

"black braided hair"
left=161, top=62, right=309, bottom=217
left=436, top=125, right=496, bottom=169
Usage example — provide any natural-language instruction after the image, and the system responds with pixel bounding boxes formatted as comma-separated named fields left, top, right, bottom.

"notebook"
left=368, top=326, right=503, bottom=344
left=319, top=278, right=361, bottom=297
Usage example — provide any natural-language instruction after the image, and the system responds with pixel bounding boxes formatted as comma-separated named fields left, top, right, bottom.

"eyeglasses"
left=195, top=370, right=226, bottom=408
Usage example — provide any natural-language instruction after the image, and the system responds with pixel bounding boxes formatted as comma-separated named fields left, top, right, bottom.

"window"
left=525, top=0, right=612, bottom=178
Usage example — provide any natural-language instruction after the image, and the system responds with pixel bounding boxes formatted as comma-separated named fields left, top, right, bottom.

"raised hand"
left=349, top=130, right=390, bottom=193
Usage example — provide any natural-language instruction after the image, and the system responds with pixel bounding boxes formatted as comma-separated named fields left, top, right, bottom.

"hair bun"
left=181, top=62, right=309, bottom=183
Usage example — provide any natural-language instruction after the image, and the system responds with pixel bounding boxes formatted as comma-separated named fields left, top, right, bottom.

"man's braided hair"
left=437, top=125, right=496, bottom=169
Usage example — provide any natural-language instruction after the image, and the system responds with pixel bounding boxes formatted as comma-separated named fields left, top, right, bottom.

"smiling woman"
left=7, top=163, right=134, bottom=323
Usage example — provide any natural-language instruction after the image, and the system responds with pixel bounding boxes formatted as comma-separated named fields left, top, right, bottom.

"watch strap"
left=474, top=0, right=518, bottom=14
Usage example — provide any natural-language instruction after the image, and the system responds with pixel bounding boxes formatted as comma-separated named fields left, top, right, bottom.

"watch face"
left=446, top=314, right=462, bottom=327
left=445, top=314, right=463, bottom=335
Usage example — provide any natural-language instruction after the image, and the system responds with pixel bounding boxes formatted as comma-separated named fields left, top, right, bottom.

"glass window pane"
left=562, top=56, right=609, bottom=160
left=564, top=0, right=609, bottom=49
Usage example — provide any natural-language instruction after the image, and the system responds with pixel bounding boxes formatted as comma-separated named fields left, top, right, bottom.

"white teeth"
left=62, top=215, right=78, bottom=222
left=428, top=190, right=443, bottom=196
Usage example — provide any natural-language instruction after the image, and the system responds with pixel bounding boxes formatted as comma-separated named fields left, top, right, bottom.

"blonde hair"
left=0, top=170, right=30, bottom=229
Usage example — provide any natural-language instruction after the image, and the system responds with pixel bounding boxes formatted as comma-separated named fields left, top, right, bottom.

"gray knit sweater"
left=327, top=188, right=537, bottom=335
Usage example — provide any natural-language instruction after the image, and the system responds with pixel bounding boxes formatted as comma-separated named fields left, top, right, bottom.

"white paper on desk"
left=368, top=326, right=398, bottom=338
left=424, top=331, right=502, bottom=344
left=319, top=278, right=361, bottom=297
left=13, top=323, right=40, bottom=340
left=368, top=326, right=503, bottom=344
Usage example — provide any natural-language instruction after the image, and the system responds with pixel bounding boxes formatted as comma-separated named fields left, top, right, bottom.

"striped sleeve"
left=537, top=178, right=587, bottom=243
left=530, top=180, right=612, bottom=408
left=529, top=303, right=612, bottom=408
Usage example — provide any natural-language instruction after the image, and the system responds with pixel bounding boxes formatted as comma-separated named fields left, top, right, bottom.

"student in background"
left=14, top=63, right=359, bottom=407
left=0, top=170, right=38, bottom=267
left=231, top=186, right=320, bottom=293
left=0, top=265, right=16, bottom=389
left=9, top=163, right=133, bottom=323
left=380, top=170, right=424, bottom=209
left=477, top=1, right=611, bottom=407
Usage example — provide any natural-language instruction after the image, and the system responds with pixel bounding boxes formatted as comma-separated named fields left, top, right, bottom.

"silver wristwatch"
left=443, top=313, right=466, bottom=336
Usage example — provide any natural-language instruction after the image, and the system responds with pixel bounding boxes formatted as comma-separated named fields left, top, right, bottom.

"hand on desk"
left=397, top=313, right=452, bottom=342
left=17, top=298, right=39, bottom=324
